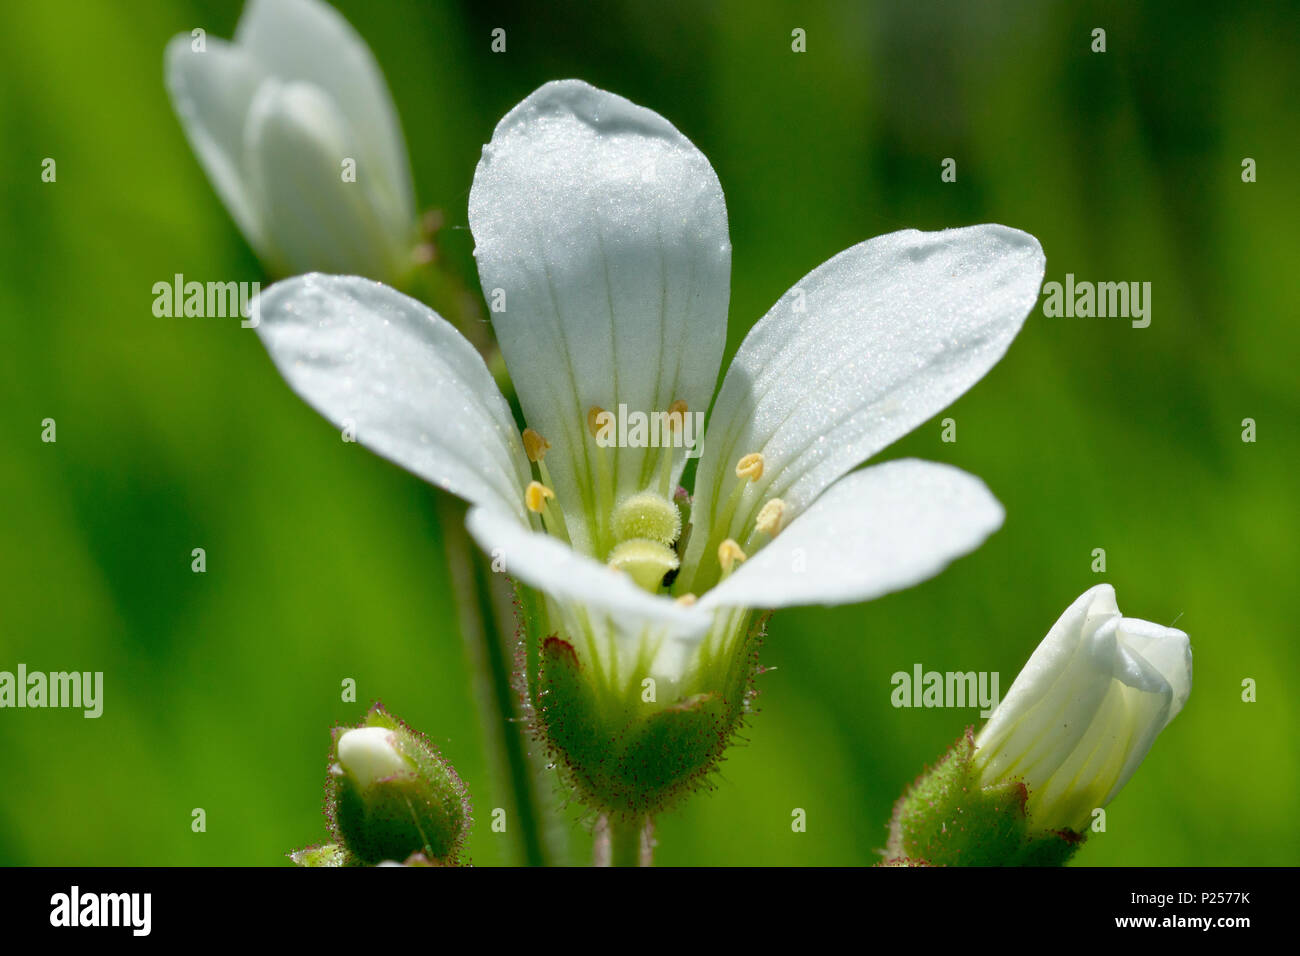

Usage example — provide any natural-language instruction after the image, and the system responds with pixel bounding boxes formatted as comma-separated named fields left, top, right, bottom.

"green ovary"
left=606, top=490, right=683, bottom=593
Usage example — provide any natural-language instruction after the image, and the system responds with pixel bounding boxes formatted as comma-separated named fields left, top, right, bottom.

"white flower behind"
left=252, top=79, right=1045, bottom=743
left=974, top=584, right=1193, bottom=832
left=165, top=0, right=417, bottom=283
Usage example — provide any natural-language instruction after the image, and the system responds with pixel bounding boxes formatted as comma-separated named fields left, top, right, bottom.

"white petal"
left=244, top=80, right=410, bottom=281
left=976, top=586, right=1116, bottom=746
left=164, top=35, right=268, bottom=253
left=1104, top=618, right=1191, bottom=800
left=699, top=459, right=1004, bottom=610
left=686, top=225, right=1043, bottom=581
left=468, top=80, right=730, bottom=553
left=1026, top=617, right=1176, bottom=829
left=235, top=0, right=414, bottom=229
left=465, top=505, right=710, bottom=642
left=1116, top=617, right=1193, bottom=727
left=997, top=616, right=1131, bottom=806
left=974, top=586, right=1193, bottom=832
left=974, top=585, right=1120, bottom=782
left=254, top=274, right=531, bottom=519
left=337, top=727, right=408, bottom=789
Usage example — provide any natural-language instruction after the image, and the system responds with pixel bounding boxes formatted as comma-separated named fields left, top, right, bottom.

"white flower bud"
left=321, top=708, right=471, bottom=865
left=165, top=0, right=417, bottom=283
left=974, top=584, right=1191, bottom=833
left=336, top=726, right=410, bottom=790
left=243, top=79, right=412, bottom=281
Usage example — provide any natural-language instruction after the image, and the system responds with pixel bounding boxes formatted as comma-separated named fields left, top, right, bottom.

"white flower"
left=974, top=584, right=1193, bottom=833
left=252, top=80, right=1045, bottom=703
left=165, top=0, right=416, bottom=283
left=336, top=727, right=410, bottom=791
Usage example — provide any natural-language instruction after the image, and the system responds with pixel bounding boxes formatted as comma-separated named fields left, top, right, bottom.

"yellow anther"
left=675, top=593, right=698, bottom=607
left=735, top=452, right=765, bottom=482
left=522, top=428, right=551, bottom=462
left=718, top=538, right=747, bottom=575
left=667, top=398, right=689, bottom=432
left=587, top=406, right=611, bottom=441
left=525, top=480, right=554, bottom=514
left=755, top=498, right=786, bottom=537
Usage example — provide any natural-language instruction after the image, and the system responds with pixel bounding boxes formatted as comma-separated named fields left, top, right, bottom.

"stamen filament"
left=533, top=460, right=574, bottom=544
left=588, top=406, right=615, bottom=555
left=657, top=439, right=675, bottom=500
left=656, top=399, right=689, bottom=499
left=525, top=480, right=571, bottom=544
left=711, top=452, right=765, bottom=559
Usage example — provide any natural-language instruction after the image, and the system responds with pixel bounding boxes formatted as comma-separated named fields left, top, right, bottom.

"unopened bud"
left=322, top=704, right=471, bottom=866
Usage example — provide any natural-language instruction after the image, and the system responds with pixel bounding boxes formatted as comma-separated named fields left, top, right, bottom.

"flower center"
left=605, top=489, right=682, bottom=593
left=517, top=409, right=787, bottom=597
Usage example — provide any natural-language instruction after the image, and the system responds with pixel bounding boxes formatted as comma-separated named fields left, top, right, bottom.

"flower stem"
left=437, top=494, right=548, bottom=866
left=595, top=814, right=653, bottom=867
left=411, top=213, right=546, bottom=863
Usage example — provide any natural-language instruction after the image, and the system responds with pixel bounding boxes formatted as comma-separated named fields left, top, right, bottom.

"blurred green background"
left=2, top=0, right=1297, bottom=866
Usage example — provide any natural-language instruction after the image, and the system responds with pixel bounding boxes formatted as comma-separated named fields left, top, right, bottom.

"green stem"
left=438, top=495, right=548, bottom=866
left=597, top=814, right=653, bottom=867
left=411, top=212, right=545, bottom=863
